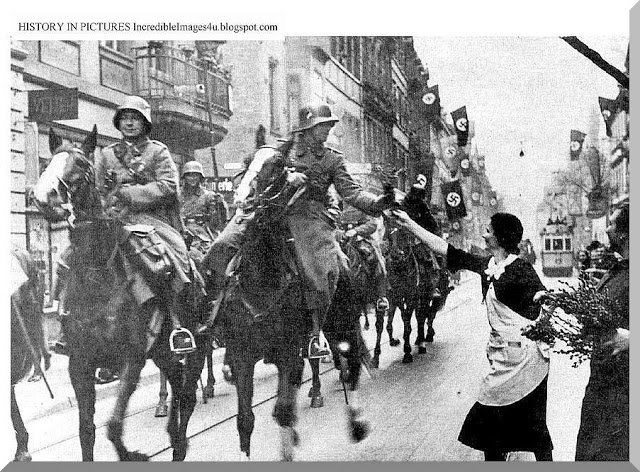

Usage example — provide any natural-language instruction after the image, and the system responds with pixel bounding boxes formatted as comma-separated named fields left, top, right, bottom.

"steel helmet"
left=181, top=160, right=205, bottom=178
left=113, top=96, right=152, bottom=133
left=292, top=104, right=339, bottom=132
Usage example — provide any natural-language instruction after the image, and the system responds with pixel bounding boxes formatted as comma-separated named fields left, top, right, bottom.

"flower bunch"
left=522, top=275, right=625, bottom=367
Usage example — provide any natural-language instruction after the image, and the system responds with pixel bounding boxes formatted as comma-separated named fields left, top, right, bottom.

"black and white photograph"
left=3, top=1, right=634, bottom=467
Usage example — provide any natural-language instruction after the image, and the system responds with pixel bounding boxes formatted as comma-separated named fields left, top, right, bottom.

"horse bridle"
left=54, top=148, right=95, bottom=228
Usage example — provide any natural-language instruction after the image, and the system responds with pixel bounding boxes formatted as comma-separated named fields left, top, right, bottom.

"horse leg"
left=273, top=357, right=303, bottom=462
left=416, top=302, right=428, bottom=354
left=425, top=305, right=436, bottom=343
left=155, top=371, right=169, bottom=417
left=343, top=328, right=370, bottom=443
left=231, top=354, right=256, bottom=460
left=106, top=354, right=148, bottom=461
left=387, top=297, right=400, bottom=346
left=307, top=358, right=324, bottom=408
left=159, top=351, right=204, bottom=462
left=203, top=344, right=216, bottom=399
left=68, top=356, right=97, bottom=461
left=371, top=311, right=384, bottom=369
left=11, top=385, right=31, bottom=462
left=401, top=305, right=413, bottom=364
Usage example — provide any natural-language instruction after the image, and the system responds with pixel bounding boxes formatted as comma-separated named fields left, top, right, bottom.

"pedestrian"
left=201, top=104, right=395, bottom=358
left=575, top=204, right=629, bottom=461
left=180, top=160, right=228, bottom=266
left=391, top=209, right=553, bottom=461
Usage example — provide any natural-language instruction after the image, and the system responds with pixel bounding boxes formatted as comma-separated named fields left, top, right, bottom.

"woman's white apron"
left=478, top=281, right=550, bottom=407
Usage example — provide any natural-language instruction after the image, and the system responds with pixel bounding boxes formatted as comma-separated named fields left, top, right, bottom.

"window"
left=545, top=239, right=551, bottom=251
left=100, top=40, right=128, bottom=55
left=312, top=69, right=324, bottom=103
left=565, top=238, right=572, bottom=251
left=552, top=238, right=563, bottom=251
left=330, top=36, right=360, bottom=78
left=39, top=41, right=80, bottom=75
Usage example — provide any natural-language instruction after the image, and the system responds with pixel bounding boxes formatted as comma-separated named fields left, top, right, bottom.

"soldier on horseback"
left=202, top=104, right=396, bottom=358
left=53, top=95, right=197, bottom=354
left=180, top=160, right=228, bottom=266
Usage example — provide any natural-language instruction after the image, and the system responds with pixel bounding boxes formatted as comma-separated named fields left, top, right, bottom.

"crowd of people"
left=30, top=95, right=630, bottom=462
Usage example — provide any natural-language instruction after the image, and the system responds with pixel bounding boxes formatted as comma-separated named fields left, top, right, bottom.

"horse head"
left=31, top=126, right=99, bottom=224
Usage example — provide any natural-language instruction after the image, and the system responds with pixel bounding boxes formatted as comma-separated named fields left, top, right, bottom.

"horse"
left=306, top=233, right=377, bottom=411
left=207, top=144, right=370, bottom=460
left=154, top=231, right=220, bottom=418
left=11, top=248, right=51, bottom=462
left=380, top=186, right=451, bottom=364
left=30, top=127, right=207, bottom=461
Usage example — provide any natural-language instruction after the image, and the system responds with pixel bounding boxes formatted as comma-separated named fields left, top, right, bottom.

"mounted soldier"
left=180, top=160, right=228, bottom=267
left=52, top=95, right=197, bottom=354
left=202, top=104, right=396, bottom=358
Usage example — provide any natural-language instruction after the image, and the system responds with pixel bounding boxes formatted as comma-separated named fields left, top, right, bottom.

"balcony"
left=133, top=44, right=232, bottom=153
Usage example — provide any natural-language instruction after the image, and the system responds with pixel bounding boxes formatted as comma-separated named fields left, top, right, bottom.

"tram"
left=540, top=219, right=574, bottom=277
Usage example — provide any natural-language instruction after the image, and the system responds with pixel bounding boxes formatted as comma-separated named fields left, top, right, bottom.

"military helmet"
left=292, top=104, right=339, bottom=132
left=113, top=96, right=152, bottom=134
left=181, top=160, right=205, bottom=178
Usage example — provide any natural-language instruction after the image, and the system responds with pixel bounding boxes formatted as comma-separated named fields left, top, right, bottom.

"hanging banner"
left=441, top=179, right=467, bottom=220
left=471, top=176, right=483, bottom=206
left=459, top=149, right=471, bottom=177
left=422, top=84, right=441, bottom=121
left=570, top=130, right=586, bottom=161
left=598, top=97, right=617, bottom=138
left=451, top=106, right=469, bottom=147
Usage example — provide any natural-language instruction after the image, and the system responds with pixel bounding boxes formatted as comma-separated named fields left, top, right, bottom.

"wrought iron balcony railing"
left=133, top=45, right=232, bottom=118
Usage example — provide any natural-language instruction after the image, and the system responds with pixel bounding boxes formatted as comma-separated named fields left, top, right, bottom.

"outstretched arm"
left=389, top=209, right=448, bottom=256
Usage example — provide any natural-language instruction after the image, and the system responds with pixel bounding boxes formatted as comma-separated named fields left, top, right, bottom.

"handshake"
left=373, top=183, right=403, bottom=213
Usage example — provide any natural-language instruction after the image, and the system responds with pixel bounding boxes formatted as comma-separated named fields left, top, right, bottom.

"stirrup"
left=376, top=297, right=389, bottom=311
left=307, top=335, right=331, bottom=359
left=169, top=328, right=197, bottom=354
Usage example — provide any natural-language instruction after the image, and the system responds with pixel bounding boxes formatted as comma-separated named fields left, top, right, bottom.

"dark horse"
left=382, top=186, right=451, bottom=364
left=30, top=127, right=207, bottom=461
left=11, top=248, right=51, bottom=462
left=306, top=234, right=376, bottom=412
left=208, top=144, right=369, bottom=460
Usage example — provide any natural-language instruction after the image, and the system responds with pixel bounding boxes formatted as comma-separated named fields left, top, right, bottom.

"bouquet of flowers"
left=522, top=275, right=626, bottom=367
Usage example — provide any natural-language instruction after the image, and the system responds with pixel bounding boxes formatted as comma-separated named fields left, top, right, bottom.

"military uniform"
left=287, top=141, right=383, bottom=310
left=96, top=138, right=190, bottom=278
left=181, top=184, right=228, bottom=266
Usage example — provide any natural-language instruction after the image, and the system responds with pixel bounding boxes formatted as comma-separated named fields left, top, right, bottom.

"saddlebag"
left=119, top=224, right=174, bottom=282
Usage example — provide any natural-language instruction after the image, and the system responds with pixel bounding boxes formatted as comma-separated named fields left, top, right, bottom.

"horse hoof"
left=172, top=447, right=188, bottom=462
left=308, top=387, right=319, bottom=398
left=14, top=451, right=32, bottom=462
left=350, top=419, right=370, bottom=443
left=310, top=395, right=324, bottom=408
left=418, top=346, right=427, bottom=354
left=426, top=333, right=434, bottom=343
left=222, top=365, right=235, bottom=384
left=203, top=384, right=215, bottom=399
left=125, top=450, right=149, bottom=461
left=339, top=371, right=350, bottom=384
left=155, top=402, right=168, bottom=417
left=279, top=426, right=297, bottom=462
left=402, top=353, right=413, bottom=364
left=389, top=338, right=400, bottom=347
left=371, top=356, right=379, bottom=369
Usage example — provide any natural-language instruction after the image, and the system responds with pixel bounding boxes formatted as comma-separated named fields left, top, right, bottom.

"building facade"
left=10, top=39, right=232, bottom=295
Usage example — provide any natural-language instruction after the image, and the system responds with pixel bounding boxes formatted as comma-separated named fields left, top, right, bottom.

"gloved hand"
left=286, top=171, right=308, bottom=187
left=373, top=185, right=400, bottom=213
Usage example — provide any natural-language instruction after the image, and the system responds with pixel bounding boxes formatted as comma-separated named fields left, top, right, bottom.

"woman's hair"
left=490, top=212, right=523, bottom=254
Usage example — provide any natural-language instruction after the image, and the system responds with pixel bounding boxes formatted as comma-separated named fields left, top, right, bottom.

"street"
left=13, top=268, right=590, bottom=462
